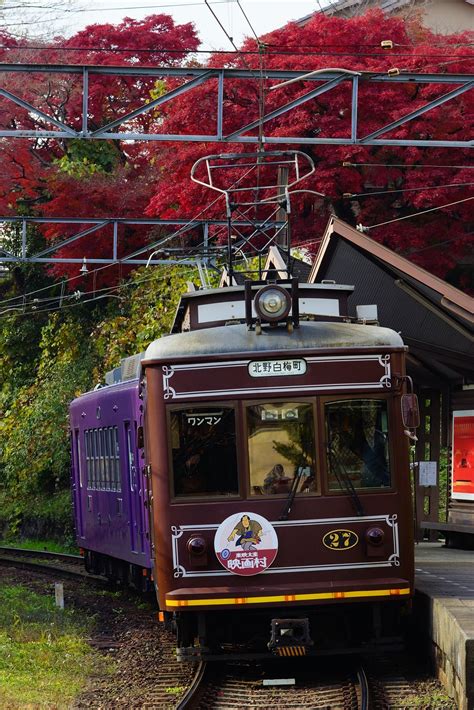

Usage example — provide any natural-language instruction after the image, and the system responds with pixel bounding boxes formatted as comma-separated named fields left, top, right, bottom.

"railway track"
left=177, top=655, right=443, bottom=709
left=0, top=548, right=448, bottom=708
left=179, top=658, right=369, bottom=709
left=0, top=545, right=100, bottom=582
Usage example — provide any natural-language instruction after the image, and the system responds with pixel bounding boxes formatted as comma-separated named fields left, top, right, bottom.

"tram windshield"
left=325, top=399, right=391, bottom=490
left=247, top=401, right=317, bottom=495
left=170, top=406, right=238, bottom=497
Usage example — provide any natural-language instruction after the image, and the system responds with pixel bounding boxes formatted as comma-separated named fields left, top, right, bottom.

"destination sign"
left=248, top=358, right=307, bottom=378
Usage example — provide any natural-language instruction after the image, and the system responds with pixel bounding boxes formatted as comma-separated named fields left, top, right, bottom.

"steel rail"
left=0, top=546, right=109, bottom=585
left=186, top=659, right=368, bottom=709
left=357, top=665, right=370, bottom=710
left=175, top=661, right=207, bottom=710
left=0, top=555, right=89, bottom=580
left=0, top=64, right=471, bottom=146
left=0, top=545, right=82, bottom=563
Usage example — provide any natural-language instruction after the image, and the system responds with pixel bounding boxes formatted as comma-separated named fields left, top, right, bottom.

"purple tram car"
left=70, top=354, right=153, bottom=590
left=70, top=279, right=416, bottom=659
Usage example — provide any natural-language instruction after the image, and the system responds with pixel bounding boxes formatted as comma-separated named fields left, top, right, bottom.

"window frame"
left=112, top=426, right=121, bottom=492
left=167, top=400, right=243, bottom=502
left=320, top=394, right=395, bottom=496
left=243, top=397, right=320, bottom=498
left=85, top=430, right=92, bottom=488
left=103, top=427, right=111, bottom=491
left=92, top=429, right=99, bottom=489
left=83, top=425, right=121, bottom=492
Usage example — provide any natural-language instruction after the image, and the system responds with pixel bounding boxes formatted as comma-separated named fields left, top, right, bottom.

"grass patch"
left=0, top=584, right=110, bottom=708
left=409, top=684, right=456, bottom=708
left=165, top=686, right=185, bottom=695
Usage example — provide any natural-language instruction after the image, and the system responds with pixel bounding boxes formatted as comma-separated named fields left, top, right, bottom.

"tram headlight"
left=365, top=527, right=385, bottom=546
left=254, top=285, right=292, bottom=323
left=187, top=536, right=207, bottom=556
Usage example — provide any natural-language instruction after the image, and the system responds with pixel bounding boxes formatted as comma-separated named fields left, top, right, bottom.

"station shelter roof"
left=306, top=217, right=473, bottom=388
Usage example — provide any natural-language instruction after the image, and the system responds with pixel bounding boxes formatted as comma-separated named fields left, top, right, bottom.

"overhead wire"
left=360, top=195, right=474, bottom=231
left=0, top=266, right=198, bottom=317
left=1, top=0, right=473, bottom=54
left=234, top=0, right=268, bottom=213
left=407, top=235, right=472, bottom=255
left=0, top=6, right=471, bottom=296
left=236, top=0, right=259, bottom=43
left=1, top=171, right=469, bottom=305
left=1, top=246, right=210, bottom=310
left=1, top=0, right=234, bottom=11
left=203, top=0, right=261, bottom=81
left=0, top=0, right=234, bottom=24
left=0, top=43, right=471, bottom=61
left=344, top=162, right=474, bottom=170
left=0, top=229, right=200, bottom=308
left=0, top=160, right=268, bottom=308
left=344, top=182, right=474, bottom=199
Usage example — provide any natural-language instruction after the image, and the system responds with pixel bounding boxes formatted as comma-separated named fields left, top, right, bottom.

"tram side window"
left=84, top=427, right=121, bottom=492
left=170, top=406, right=238, bottom=497
left=325, top=400, right=391, bottom=490
left=247, top=402, right=317, bottom=495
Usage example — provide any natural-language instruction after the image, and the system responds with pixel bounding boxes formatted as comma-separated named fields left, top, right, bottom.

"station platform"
left=415, top=542, right=474, bottom=710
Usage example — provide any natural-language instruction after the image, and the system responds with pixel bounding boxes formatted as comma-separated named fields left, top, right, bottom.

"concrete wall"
left=415, top=590, right=474, bottom=710
left=420, top=0, right=473, bottom=34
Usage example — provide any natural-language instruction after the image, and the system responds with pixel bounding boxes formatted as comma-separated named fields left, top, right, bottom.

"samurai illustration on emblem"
left=227, top=514, right=262, bottom=551
left=214, top=512, right=279, bottom=576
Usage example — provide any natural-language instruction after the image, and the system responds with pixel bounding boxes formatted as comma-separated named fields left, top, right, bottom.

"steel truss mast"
left=0, top=64, right=472, bottom=147
left=0, top=217, right=284, bottom=267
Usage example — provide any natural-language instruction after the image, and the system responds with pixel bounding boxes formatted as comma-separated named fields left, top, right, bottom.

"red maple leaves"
left=0, top=10, right=471, bottom=286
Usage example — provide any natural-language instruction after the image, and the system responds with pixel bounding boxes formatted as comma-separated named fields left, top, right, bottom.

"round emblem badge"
left=214, top=512, right=278, bottom=576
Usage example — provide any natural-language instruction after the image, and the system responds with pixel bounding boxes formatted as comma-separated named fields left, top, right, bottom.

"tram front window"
left=247, top=402, right=317, bottom=495
left=170, top=406, right=238, bottom=497
left=325, top=399, right=391, bottom=490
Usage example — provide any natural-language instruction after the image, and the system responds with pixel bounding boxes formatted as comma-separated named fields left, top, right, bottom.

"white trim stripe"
left=171, top=514, right=400, bottom=579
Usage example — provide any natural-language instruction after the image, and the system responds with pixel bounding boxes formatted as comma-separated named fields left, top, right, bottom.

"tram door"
left=72, top=429, right=84, bottom=539
left=125, top=421, right=144, bottom=554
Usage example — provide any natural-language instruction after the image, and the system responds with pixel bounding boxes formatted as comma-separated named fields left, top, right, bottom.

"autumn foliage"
left=0, top=10, right=472, bottom=285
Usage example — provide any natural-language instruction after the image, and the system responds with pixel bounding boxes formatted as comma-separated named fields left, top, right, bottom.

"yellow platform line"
left=166, top=587, right=411, bottom=608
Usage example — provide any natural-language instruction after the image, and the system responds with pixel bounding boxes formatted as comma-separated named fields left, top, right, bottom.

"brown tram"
left=141, top=279, right=416, bottom=660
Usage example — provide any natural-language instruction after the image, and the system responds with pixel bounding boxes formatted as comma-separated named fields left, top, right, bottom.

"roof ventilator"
left=356, top=304, right=379, bottom=325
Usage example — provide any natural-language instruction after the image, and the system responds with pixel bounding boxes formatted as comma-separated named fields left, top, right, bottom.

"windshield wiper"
left=279, top=466, right=305, bottom=521
left=327, top=442, right=365, bottom=517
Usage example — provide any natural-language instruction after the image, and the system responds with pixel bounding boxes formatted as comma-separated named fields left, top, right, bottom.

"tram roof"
left=144, top=321, right=404, bottom=362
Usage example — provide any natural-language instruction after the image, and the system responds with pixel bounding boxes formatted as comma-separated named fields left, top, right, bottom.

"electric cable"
left=407, top=234, right=472, bottom=255
left=0, top=159, right=268, bottom=307
left=316, top=0, right=328, bottom=15
left=0, top=43, right=472, bottom=60
left=343, top=182, right=474, bottom=199
left=0, top=223, right=205, bottom=307
left=1, top=0, right=233, bottom=11
left=146, top=162, right=261, bottom=265
left=0, top=263, right=198, bottom=309
left=236, top=0, right=267, bottom=152
left=0, top=265, right=198, bottom=316
left=359, top=195, right=474, bottom=231
left=2, top=0, right=473, bottom=56
left=236, top=0, right=259, bottom=44
left=203, top=0, right=258, bottom=77
left=344, top=162, right=474, bottom=170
